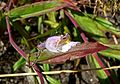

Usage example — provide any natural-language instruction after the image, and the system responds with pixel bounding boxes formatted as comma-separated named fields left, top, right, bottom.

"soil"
left=0, top=43, right=29, bottom=84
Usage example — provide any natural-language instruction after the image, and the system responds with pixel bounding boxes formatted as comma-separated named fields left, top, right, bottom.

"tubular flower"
left=45, top=34, right=80, bottom=53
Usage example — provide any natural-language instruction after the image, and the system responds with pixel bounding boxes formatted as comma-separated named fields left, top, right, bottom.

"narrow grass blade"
left=13, top=57, right=26, bottom=71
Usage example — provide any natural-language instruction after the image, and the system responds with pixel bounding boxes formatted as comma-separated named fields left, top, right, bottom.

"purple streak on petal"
left=5, top=16, right=44, bottom=84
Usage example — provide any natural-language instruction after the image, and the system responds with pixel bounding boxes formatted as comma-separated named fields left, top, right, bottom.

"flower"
left=61, top=41, right=80, bottom=52
left=45, top=34, right=80, bottom=53
left=45, top=35, right=62, bottom=52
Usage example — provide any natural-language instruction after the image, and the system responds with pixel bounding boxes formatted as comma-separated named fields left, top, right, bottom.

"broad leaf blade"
left=70, top=11, right=105, bottom=37
left=84, top=13, right=120, bottom=37
left=29, top=42, right=107, bottom=64
left=95, top=17, right=120, bottom=37
left=67, top=10, right=109, bottom=43
left=8, top=1, right=67, bottom=20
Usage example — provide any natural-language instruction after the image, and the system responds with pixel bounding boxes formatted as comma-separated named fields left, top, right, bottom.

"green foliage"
left=7, top=1, right=66, bottom=21
left=99, top=49, right=120, bottom=60
left=46, top=75, right=61, bottom=84
left=87, top=55, right=111, bottom=84
left=13, top=57, right=26, bottom=71
left=1, top=0, right=120, bottom=84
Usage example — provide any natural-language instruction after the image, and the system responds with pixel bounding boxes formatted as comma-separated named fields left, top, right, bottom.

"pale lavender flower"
left=45, top=34, right=80, bottom=53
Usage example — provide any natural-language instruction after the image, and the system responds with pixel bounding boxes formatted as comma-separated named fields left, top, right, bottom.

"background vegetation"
left=0, top=0, right=120, bottom=84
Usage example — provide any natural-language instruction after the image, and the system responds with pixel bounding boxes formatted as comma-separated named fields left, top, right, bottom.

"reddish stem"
left=6, top=16, right=27, bottom=58
left=65, top=10, right=115, bottom=83
left=5, top=16, right=44, bottom=84
left=64, top=10, right=87, bottom=42
left=80, top=33, right=88, bottom=43
left=33, top=64, right=45, bottom=84
left=93, top=53, right=115, bottom=83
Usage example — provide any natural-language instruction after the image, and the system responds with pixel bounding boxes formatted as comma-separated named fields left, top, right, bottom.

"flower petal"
left=61, top=42, right=80, bottom=52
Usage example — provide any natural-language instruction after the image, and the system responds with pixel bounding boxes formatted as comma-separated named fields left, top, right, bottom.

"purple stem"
left=65, top=10, right=115, bottom=83
left=64, top=10, right=87, bottom=42
left=5, top=16, right=44, bottom=84
left=6, top=16, right=27, bottom=58
left=33, top=64, right=45, bottom=84
left=93, top=53, right=114, bottom=83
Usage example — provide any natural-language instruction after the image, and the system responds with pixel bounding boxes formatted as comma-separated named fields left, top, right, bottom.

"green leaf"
left=46, top=75, right=61, bottom=84
left=43, top=64, right=50, bottom=71
left=69, top=10, right=108, bottom=43
left=29, top=42, right=107, bottom=64
left=29, top=22, right=62, bottom=40
left=99, top=49, right=120, bottom=60
left=100, top=42, right=120, bottom=50
left=8, top=1, right=67, bottom=21
left=87, top=55, right=111, bottom=84
left=71, top=11, right=105, bottom=37
left=47, top=11, right=57, bottom=22
left=38, top=16, right=44, bottom=34
left=85, top=13, right=120, bottom=37
left=13, top=57, right=26, bottom=71
left=95, top=17, right=120, bottom=37
left=44, top=20, right=59, bottom=28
